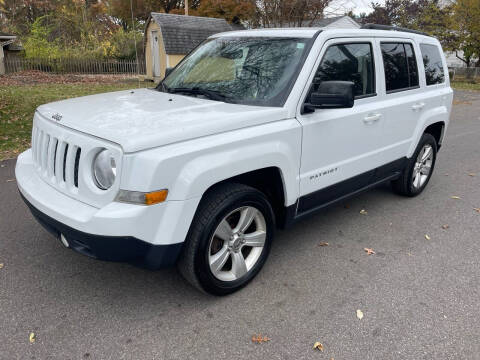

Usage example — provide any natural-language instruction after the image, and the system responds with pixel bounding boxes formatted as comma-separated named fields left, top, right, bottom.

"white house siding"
left=325, top=16, right=360, bottom=29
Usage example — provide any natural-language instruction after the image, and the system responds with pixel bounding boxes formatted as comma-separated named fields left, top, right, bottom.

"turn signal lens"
left=145, top=190, right=168, bottom=205
left=115, top=189, right=168, bottom=205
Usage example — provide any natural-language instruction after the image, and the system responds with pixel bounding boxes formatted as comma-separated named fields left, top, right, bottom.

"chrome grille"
left=31, top=125, right=81, bottom=189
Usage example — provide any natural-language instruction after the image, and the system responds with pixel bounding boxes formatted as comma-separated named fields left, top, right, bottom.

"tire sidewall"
left=406, top=134, right=437, bottom=195
left=194, top=190, right=275, bottom=295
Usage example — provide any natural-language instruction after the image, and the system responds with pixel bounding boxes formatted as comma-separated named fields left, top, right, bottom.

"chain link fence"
left=449, top=67, right=480, bottom=83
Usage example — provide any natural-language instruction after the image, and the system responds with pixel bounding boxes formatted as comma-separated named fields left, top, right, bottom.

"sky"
left=326, top=0, right=386, bottom=16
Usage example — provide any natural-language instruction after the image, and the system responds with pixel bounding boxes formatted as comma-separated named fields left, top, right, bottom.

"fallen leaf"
left=450, top=196, right=461, bottom=199
left=425, top=234, right=431, bottom=240
left=468, top=173, right=476, bottom=177
left=251, top=334, right=270, bottom=344
left=318, top=242, right=329, bottom=247
left=313, top=342, right=324, bottom=351
left=364, top=248, right=375, bottom=255
left=407, top=252, right=413, bottom=256
left=444, top=173, right=449, bottom=176
left=359, top=209, right=368, bottom=215
left=29, top=332, right=36, bottom=343
left=474, top=208, right=480, bottom=213
left=441, top=224, right=449, bottom=230
left=0, top=263, right=3, bottom=269
left=356, top=309, right=364, bottom=320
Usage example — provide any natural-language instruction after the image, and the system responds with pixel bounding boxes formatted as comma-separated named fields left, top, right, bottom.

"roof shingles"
left=150, top=13, right=233, bottom=54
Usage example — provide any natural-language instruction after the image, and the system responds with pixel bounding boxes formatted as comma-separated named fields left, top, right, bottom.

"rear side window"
left=381, top=42, right=419, bottom=92
left=420, top=44, right=445, bottom=85
left=313, top=43, right=375, bottom=98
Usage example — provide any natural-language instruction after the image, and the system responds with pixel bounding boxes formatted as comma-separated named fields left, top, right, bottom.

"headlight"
left=93, top=149, right=116, bottom=190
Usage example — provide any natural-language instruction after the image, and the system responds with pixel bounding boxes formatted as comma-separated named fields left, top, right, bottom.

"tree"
left=253, top=0, right=331, bottom=28
left=363, top=2, right=391, bottom=25
left=452, top=0, right=480, bottom=67
left=196, top=0, right=254, bottom=24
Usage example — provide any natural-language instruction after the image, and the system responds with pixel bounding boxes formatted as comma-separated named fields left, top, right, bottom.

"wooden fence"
left=4, top=57, right=146, bottom=75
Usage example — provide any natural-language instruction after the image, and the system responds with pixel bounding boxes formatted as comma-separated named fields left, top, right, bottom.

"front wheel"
left=178, top=183, right=275, bottom=295
left=392, top=133, right=437, bottom=197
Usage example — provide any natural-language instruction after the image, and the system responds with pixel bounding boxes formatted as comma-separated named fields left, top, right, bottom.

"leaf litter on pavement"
left=251, top=334, right=270, bottom=344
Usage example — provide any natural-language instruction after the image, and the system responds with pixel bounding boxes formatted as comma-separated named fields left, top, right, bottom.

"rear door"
left=296, top=37, right=387, bottom=213
left=374, top=38, right=424, bottom=162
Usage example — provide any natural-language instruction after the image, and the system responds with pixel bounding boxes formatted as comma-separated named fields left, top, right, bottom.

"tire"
left=392, top=133, right=437, bottom=197
left=178, top=183, right=275, bottom=296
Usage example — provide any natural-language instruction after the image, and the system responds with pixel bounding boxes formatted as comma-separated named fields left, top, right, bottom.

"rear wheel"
left=392, top=133, right=437, bottom=197
left=178, top=183, right=275, bottom=295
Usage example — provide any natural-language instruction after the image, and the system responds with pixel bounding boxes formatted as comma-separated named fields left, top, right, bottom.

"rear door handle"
left=412, top=102, right=425, bottom=111
left=363, top=113, right=382, bottom=124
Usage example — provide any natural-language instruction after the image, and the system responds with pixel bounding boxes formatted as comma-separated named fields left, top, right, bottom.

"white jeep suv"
left=16, top=25, right=453, bottom=295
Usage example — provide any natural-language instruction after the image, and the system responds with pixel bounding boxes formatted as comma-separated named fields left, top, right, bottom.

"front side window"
left=381, top=42, right=419, bottom=92
left=312, top=43, right=375, bottom=98
left=420, top=44, right=445, bottom=85
left=161, top=37, right=310, bottom=107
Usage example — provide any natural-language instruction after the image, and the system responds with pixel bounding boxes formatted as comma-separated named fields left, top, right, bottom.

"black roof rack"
left=361, top=23, right=430, bottom=37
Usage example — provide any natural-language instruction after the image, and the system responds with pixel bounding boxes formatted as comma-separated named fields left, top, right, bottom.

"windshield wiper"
left=167, top=87, right=230, bottom=102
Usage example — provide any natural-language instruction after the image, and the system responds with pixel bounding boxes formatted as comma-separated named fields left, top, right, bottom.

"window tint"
left=420, top=44, right=445, bottom=85
left=313, top=43, right=375, bottom=98
left=381, top=43, right=419, bottom=92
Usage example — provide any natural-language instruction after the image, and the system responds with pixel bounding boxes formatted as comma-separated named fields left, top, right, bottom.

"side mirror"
left=307, top=81, right=355, bottom=110
left=165, top=67, right=174, bottom=78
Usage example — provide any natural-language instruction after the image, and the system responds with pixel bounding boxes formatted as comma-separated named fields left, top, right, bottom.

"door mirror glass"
left=309, top=81, right=355, bottom=108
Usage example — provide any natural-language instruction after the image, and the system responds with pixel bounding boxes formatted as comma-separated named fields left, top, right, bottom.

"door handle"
left=412, top=102, right=425, bottom=111
left=363, top=113, right=381, bottom=124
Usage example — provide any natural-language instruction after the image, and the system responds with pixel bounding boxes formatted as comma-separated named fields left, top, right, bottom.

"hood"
left=36, top=88, right=288, bottom=153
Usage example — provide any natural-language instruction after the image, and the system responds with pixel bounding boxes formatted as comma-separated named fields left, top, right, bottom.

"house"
left=266, top=15, right=360, bottom=29
left=307, top=15, right=360, bottom=29
left=0, top=32, right=17, bottom=75
left=144, top=13, right=234, bottom=81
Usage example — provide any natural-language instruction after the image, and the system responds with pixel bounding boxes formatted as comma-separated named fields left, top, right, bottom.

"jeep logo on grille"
left=52, top=113, right=62, bottom=122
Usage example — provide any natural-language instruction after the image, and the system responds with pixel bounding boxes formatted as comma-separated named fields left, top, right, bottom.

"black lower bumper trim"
left=20, top=193, right=183, bottom=269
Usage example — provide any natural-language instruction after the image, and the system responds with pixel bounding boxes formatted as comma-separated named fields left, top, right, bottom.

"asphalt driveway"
left=1, top=90, right=479, bottom=360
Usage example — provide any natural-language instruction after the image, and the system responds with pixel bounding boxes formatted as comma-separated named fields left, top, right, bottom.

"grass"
left=451, top=81, right=480, bottom=91
left=0, top=81, right=149, bottom=160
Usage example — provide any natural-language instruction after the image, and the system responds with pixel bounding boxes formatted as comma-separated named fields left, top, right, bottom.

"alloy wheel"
left=208, top=206, right=267, bottom=282
left=412, top=144, right=434, bottom=189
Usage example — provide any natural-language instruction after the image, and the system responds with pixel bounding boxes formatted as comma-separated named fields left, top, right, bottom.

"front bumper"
left=16, top=149, right=200, bottom=268
left=21, top=193, right=182, bottom=268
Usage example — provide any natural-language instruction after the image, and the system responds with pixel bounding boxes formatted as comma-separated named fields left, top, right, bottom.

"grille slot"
left=32, top=125, right=82, bottom=190
left=62, top=144, right=69, bottom=182
left=74, top=148, right=81, bottom=188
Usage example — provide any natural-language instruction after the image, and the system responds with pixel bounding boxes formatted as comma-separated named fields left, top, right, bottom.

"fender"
left=120, top=119, right=302, bottom=207
left=407, top=104, right=449, bottom=158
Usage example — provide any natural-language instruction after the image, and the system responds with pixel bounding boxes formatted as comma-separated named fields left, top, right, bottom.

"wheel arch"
left=407, top=106, right=449, bottom=158
left=423, top=121, right=445, bottom=149
left=200, top=167, right=288, bottom=228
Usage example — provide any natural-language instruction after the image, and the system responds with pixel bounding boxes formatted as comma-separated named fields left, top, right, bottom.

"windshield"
left=160, top=37, right=311, bottom=107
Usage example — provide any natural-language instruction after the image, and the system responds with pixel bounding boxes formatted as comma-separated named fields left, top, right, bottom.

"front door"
left=151, top=30, right=160, bottom=77
left=296, top=38, right=387, bottom=214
